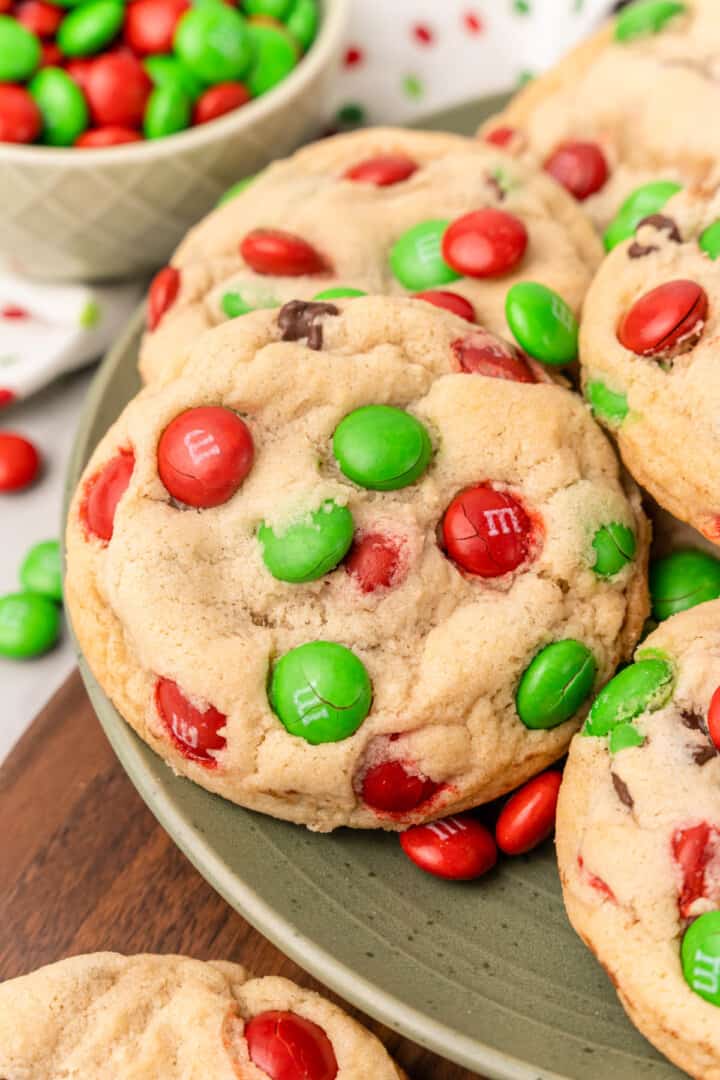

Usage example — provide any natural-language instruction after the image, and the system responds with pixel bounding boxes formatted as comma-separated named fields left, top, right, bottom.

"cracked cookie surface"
left=66, top=297, right=649, bottom=832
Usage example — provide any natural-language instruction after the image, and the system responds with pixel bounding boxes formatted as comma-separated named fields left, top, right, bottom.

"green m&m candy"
left=699, top=220, right=720, bottom=260
left=20, top=540, right=62, bottom=603
left=285, top=0, right=318, bottom=50
left=144, top=55, right=205, bottom=101
left=682, top=911, right=720, bottom=1006
left=313, top=287, right=367, bottom=300
left=650, top=549, right=720, bottom=621
left=608, top=721, right=645, bottom=753
left=603, top=180, right=683, bottom=251
left=144, top=85, right=192, bottom=139
left=259, top=500, right=353, bottom=583
left=0, top=592, right=60, bottom=659
left=516, top=640, right=596, bottom=729
left=269, top=640, right=372, bottom=743
left=505, top=282, right=578, bottom=365
left=389, top=220, right=461, bottom=291
left=221, top=290, right=279, bottom=317
left=175, top=5, right=252, bottom=83
left=216, top=174, right=256, bottom=206
left=246, top=22, right=298, bottom=96
left=592, top=522, right=637, bottom=577
left=57, top=0, right=124, bottom=57
left=0, top=16, right=40, bottom=82
left=615, top=0, right=686, bottom=42
left=585, top=379, right=629, bottom=427
left=333, top=405, right=432, bottom=491
left=245, top=0, right=292, bottom=16
left=29, top=68, right=88, bottom=146
left=584, top=657, right=674, bottom=736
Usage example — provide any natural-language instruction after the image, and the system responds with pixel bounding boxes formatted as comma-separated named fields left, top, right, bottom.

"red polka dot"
left=2, top=305, right=30, bottom=320
left=344, top=45, right=363, bottom=67
left=463, top=10, right=484, bottom=33
left=0, top=389, right=16, bottom=409
left=412, top=22, right=434, bottom=45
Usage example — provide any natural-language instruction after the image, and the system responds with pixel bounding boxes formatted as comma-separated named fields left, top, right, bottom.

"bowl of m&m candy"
left=0, top=0, right=348, bottom=281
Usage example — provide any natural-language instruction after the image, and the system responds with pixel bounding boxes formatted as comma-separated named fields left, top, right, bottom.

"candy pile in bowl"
left=0, top=0, right=318, bottom=147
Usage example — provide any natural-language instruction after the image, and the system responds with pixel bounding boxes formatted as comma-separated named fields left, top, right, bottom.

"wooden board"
left=0, top=671, right=479, bottom=1080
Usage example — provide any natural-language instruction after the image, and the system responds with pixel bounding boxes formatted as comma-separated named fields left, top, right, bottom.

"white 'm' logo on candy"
left=426, top=817, right=467, bottom=841
left=483, top=507, right=521, bottom=536
left=691, top=949, right=720, bottom=995
left=416, top=234, right=441, bottom=265
left=184, top=429, right=221, bottom=465
left=293, top=686, right=330, bottom=727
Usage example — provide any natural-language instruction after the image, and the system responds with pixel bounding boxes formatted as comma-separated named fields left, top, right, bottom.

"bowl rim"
left=0, top=0, right=349, bottom=166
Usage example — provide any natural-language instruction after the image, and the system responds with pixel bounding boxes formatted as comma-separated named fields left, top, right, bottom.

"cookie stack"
left=45, top=0, right=720, bottom=1075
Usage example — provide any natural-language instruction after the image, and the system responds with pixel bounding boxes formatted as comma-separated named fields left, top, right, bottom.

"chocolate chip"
left=278, top=300, right=339, bottom=350
left=692, top=744, right=718, bottom=766
left=681, top=707, right=708, bottom=733
left=611, top=772, right=634, bottom=809
left=486, top=173, right=506, bottom=201
left=628, top=215, right=682, bottom=259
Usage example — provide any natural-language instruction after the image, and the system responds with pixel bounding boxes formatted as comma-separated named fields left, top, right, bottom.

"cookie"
left=0, top=952, right=406, bottom=1079
left=579, top=186, right=720, bottom=543
left=138, top=127, right=602, bottom=383
left=66, top=296, right=649, bottom=832
left=556, top=600, right=720, bottom=1079
left=487, top=0, right=720, bottom=238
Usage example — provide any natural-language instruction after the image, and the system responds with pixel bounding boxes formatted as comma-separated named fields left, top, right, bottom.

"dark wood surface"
left=0, top=671, right=480, bottom=1079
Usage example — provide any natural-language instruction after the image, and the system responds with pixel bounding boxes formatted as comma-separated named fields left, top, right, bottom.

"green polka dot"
left=403, top=73, right=424, bottom=100
left=585, top=380, right=629, bottom=427
left=336, top=102, right=365, bottom=126
left=79, top=300, right=100, bottom=328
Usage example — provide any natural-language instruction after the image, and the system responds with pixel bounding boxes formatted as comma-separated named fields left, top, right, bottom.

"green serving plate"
left=65, top=97, right=687, bottom=1080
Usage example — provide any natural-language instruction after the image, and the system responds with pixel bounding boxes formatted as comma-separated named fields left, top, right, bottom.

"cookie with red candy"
left=557, top=599, right=720, bottom=1079
left=0, top=953, right=406, bottom=1079
left=482, top=0, right=715, bottom=234
left=66, top=297, right=648, bottom=831
left=580, top=186, right=720, bottom=542
left=138, top=126, right=602, bottom=383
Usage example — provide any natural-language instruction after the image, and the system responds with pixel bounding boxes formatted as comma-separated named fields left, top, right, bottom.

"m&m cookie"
left=66, top=297, right=648, bottom=831
left=486, top=0, right=718, bottom=237
left=556, top=599, right=720, bottom=1078
left=0, top=953, right=406, bottom=1079
left=138, top=127, right=603, bottom=383
left=580, top=187, right=720, bottom=543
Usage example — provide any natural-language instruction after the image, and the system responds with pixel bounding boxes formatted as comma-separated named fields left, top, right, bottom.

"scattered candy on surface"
left=505, top=282, right=578, bottom=365
left=495, top=770, right=562, bottom=855
left=80, top=448, right=134, bottom=541
left=583, top=657, right=674, bottom=736
left=259, top=500, right=353, bottom=583
left=0, top=0, right=319, bottom=146
left=269, top=641, right=372, bottom=744
left=245, top=1010, right=339, bottom=1080
left=0, top=431, right=41, bottom=492
left=157, top=406, right=254, bottom=508
left=617, top=279, right=707, bottom=358
left=0, top=591, right=60, bottom=658
left=441, top=484, right=534, bottom=578
left=650, top=550, right=720, bottom=621
left=516, top=640, right=596, bottom=730
left=400, top=814, right=498, bottom=880
left=19, top=539, right=62, bottom=601
left=333, top=405, right=432, bottom=492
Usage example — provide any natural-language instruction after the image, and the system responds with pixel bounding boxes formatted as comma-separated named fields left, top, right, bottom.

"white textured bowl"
left=0, top=0, right=349, bottom=282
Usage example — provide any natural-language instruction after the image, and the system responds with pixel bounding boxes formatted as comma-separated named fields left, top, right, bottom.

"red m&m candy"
left=124, top=0, right=188, bottom=55
left=345, top=532, right=403, bottom=593
left=193, top=81, right=250, bottom=125
left=344, top=154, right=418, bottom=186
left=361, top=758, right=440, bottom=814
left=708, top=686, right=720, bottom=750
left=0, top=432, right=41, bottom=492
left=147, top=265, right=180, bottom=331
left=245, top=1011, right=338, bottom=1080
left=240, top=229, right=329, bottom=276
left=400, top=814, right=497, bottom=880
left=0, top=85, right=41, bottom=144
left=85, top=51, right=152, bottom=128
left=65, top=56, right=94, bottom=92
left=618, top=279, right=708, bottom=357
left=76, top=125, right=143, bottom=147
left=38, top=41, right=62, bottom=66
left=484, top=125, right=517, bottom=148
left=157, top=406, right=254, bottom=508
left=442, top=208, right=527, bottom=278
left=413, top=289, right=475, bottom=322
left=155, top=677, right=227, bottom=765
left=452, top=332, right=537, bottom=383
left=544, top=141, right=609, bottom=201
left=441, top=484, right=534, bottom=577
left=495, top=770, right=562, bottom=855
left=15, top=0, right=62, bottom=37
left=672, top=822, right=715, bottom=918
left=81, top=448, right=134, bottom=541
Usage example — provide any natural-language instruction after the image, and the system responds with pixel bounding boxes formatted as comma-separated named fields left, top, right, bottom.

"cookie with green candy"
left=484, top=0, right=720, bottom=233
left=67, top=296, right=648, bottom=832
left=580, top=184, right=720, bottom=544
left=557, top=599, right=720, bottom=1078
left=139, top=126, right=602, bottom=383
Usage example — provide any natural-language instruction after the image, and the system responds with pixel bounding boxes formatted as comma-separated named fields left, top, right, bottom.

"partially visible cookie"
left=139, top=127, right=602, bottom=383
left=66, top=296, right=649, bottom=832
left=0, top=952, right=406, bottom=1079
left=556, top=600, right=720, bottom=1079
left=486, top=0, right=720, bottom=237
left=579, top=186, right=720, bottom=543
